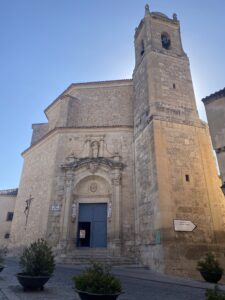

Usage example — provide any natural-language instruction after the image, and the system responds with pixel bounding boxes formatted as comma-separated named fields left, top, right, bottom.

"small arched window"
left=161, top=32, right=171, bottom=50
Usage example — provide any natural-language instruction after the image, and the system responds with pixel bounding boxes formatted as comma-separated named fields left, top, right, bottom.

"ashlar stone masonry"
left=5, top=5, right=225, bottom=278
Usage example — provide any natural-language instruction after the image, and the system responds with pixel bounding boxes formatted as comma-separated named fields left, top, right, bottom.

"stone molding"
left=61, top=157, right=126, bottom=173
left=58, top=145, right=125, bottom=251
left=22, top=126, right=133, bottom=157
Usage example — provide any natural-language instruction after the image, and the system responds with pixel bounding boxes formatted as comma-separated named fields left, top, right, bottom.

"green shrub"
left=0, top=246, right=7, bottom=265
left=73, top=262, right=122, bottom=294
left=197, top=253, right=223, bottom=274
left=205, top=285, right=225, bottom=300
left=19, top=239, right=55, bottom=276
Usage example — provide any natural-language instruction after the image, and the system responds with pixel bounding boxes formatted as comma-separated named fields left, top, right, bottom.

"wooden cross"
left=24, top=194, right=34, bottom=226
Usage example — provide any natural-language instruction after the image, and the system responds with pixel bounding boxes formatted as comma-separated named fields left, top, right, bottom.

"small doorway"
left=77, top=203, right=107, bottom=248
left=77, top=222, right=91, bottom=247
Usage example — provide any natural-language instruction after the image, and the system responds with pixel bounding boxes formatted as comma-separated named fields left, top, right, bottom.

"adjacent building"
left=202, top=88, right=225, bottom=194
left=0, top=189, right=17, bottom=246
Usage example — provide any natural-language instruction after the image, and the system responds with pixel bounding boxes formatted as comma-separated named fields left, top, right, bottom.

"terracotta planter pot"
left=16, top=273, right=51, bottom=291
left=76, top=289, right=121, bottom=300
left=200, top=270, right=223, bottom=283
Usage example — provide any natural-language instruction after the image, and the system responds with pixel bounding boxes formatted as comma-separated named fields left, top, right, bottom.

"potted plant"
left=0, top=246, right=7, bottom=272
left=72, top=261, right=122, bottom=300
left=16, top=239, right=55, bottom=291
left=197, top=253, right=223, bottom=283
left=205, top=285, right=225, bottom=300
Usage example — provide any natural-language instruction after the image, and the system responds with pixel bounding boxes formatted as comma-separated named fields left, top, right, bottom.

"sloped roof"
left=44, top=79, right=133, bottom=114
left=202, top=87, right=225, bottom=104
left=0, top=188, right=18, bottom=196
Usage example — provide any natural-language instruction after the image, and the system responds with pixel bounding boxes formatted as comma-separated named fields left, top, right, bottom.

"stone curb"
left=1, top=288, right=20, bottom=300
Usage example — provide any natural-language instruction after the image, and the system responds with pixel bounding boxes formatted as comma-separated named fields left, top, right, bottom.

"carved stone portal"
left=59, top=151, right=125, bottom=253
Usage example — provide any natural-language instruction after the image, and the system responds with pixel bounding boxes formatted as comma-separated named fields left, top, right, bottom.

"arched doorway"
left=59, top=156, right=124, bottom=254
left=73, top=175, right=111, bottom=248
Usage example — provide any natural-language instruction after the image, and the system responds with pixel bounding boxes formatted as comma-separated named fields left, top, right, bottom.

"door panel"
left=78, top=203, right=107, bottom=248
left=93, top=203, right=107, bottom=221
left=79, top=204, right=93, bottom=221
left=92, top=221, right=107, bottom=247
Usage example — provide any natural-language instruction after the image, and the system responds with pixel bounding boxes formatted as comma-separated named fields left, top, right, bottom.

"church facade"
left=4, top=5, right=225, bottom=277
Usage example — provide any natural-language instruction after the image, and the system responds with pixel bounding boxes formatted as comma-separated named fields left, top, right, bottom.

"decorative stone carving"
left=145, top=4, right=150, bottom=14
left=90, top=182, right=97, bottom=193
left=173, top=13, right=178, bottom=21
left=62, top=157, right=125, bottom=172
left=65, top=171, right=74, bottom=187
left=87, top=162, right=99, bottom=174
left=71, top=202, right=77, bottom=222
left=66, top=153, right=76, bottom=163
left=72, top=135, right=106, bottom=158
left=91, top=141, right=100, bottom=158
left=112, top=170, right=122, bottom=186
left=107, top=201, right=112, bottom=218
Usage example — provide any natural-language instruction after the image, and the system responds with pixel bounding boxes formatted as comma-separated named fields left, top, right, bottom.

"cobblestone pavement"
left=0, top=259, right=223, bottom=299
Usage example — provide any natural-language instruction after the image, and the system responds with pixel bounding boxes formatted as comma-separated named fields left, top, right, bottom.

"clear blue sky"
left=0, top=0, right=225, bottom=189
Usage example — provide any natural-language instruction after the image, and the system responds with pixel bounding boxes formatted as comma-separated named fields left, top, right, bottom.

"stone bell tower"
left=133, top=4, right=225, bottom=277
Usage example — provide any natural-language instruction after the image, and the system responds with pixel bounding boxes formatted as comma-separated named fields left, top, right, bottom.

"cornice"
left=0, top=188, right=18, bottom=196
left=22, top=126, right=134, bottom=156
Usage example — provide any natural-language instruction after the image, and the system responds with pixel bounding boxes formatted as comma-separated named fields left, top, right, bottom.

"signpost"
left=174, top=220, right=196, bottom=232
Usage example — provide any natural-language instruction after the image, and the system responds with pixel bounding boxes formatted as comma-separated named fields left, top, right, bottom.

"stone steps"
left=56, top=249, right=137, bottom=265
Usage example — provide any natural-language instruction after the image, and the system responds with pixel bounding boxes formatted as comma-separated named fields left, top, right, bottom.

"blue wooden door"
left=78, top=203, right=107, bottom=248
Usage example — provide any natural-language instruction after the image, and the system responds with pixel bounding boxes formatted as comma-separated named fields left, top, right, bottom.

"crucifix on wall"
left=24, top=194, right=34, bottom=226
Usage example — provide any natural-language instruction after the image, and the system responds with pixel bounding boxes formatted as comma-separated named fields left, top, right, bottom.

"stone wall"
left=10, top=133, right=59, bottom=249
left=134, top=121, right=163, bottom=271
left=133, top=59, right=149, bottom=136
left=31, top=80, right=134, bottom=146
left=10, top=127, right=136, bottom=257
left=203, top=92, right=225, bottom=183
left=31, top=123, right=49, bottom=145
left=146, top=52, right=198, bottom=122
left=133, top=9, right=225, bottom=278
left=68, top=81, right=134, bottom=128
left=154, top=118, right=225, bottom=277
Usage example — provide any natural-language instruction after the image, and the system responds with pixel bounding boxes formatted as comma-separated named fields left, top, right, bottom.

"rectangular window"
left=185, top=174, right=190, bottom=182
left=4, top=233, right=10, bottom=239
left=6, top=212, right=14, bottom=221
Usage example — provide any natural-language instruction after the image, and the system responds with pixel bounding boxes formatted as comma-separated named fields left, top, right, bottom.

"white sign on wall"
left=174, top=220, right=196, bottom=232
left=51, top=204, right=60, bottom=211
